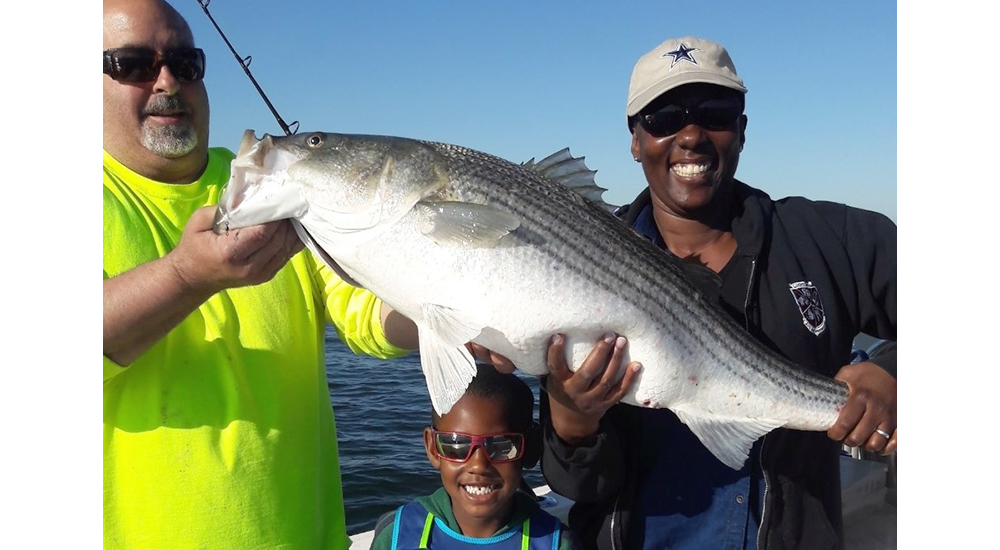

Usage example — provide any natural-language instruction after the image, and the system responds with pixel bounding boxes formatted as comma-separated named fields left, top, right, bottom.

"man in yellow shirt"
left=103, top=0, right=421, bottom=547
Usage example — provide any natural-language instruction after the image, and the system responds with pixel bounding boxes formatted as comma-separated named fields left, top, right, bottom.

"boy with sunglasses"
left=540, top=37, right=896, bottom=550
left=369, top=363, right=576, bottom=550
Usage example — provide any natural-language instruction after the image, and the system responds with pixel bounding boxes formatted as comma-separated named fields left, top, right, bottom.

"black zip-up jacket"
left=539, top=181, right=896, bottom=550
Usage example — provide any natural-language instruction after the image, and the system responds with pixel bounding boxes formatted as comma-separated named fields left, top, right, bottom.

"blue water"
left=324, top=327, right=545, bottom=534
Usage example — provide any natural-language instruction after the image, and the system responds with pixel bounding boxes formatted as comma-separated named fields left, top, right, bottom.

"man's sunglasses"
left=431, top=430, right=525, bottom=464
left=640, top=98, right=743, bottom=137
left=103, top=47, right=206, bottom=83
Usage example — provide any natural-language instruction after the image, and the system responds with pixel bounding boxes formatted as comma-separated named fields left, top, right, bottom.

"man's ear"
left=424, top=427, right=442, bottom=470
left=521, top=421, right=542, bottom=470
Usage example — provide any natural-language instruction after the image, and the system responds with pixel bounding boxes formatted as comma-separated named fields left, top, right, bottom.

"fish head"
left=214, top=130, right=449, bottom=235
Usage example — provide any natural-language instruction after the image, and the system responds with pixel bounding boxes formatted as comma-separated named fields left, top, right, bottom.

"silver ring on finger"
left=875, top=428, right=891, bottom=439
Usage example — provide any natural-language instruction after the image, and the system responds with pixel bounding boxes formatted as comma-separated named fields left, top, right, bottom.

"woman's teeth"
left=671, top=163, right=710, bottom=177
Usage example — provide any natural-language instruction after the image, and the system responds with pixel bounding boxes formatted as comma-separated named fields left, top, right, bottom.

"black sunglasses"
left=103, top=47, right=206, bottom=83
left=640, top=98, right=743, bottom=137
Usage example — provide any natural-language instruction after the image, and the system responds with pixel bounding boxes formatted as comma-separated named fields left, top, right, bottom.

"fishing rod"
left=196, top=0, right=299, bottom=136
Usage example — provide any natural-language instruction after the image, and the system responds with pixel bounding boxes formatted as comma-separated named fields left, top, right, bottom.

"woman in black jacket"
left=539, top=36, right=896, bottom=550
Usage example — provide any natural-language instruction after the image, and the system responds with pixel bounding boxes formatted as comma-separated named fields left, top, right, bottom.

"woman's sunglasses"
left=431, top=430, right=525, bottom=464
left=103, top=47, right=206, bottom=83
left=640, top=98, right=742, bottom=137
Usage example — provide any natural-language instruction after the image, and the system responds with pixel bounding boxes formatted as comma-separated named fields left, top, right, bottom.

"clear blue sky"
left=171, top=0, right=897, bottom=220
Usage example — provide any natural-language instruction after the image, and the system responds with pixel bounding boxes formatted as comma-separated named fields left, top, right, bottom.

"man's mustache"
left=143, top=95, right=189, bottom=117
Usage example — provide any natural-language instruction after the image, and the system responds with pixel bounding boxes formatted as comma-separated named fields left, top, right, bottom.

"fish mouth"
left=231, top=129, right=278, bottom=201
left=214, top=130, right=300, bottom=232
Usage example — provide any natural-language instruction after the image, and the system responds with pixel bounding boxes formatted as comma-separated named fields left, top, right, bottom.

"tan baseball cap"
left=626, top=36, right=747, bottom=117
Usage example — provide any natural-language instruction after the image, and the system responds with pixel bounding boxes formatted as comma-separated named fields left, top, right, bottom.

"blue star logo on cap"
left=661, top=43, right=700, bottom=68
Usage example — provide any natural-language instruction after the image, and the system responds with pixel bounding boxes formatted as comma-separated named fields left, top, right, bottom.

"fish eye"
left=306, top=133, right=324, bottom=148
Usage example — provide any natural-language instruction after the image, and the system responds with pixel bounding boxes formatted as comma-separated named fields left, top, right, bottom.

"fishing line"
left=196, top=0, right=299, bottom=136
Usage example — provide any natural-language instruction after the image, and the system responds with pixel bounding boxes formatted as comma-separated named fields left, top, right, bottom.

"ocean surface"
left=324, top=327, right=545, bottom=535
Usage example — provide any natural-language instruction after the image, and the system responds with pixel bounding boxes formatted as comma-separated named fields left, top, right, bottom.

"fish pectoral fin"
left=414, top=201, right=520, bottom=248
left=418, top=325, right=478, bottom=415
left=673, top=409, right=785, bottom=470
left=521, top=148, right=612, bottom=210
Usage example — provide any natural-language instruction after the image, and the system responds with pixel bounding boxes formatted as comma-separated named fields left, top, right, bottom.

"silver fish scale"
left=424, top=140, right=846, bottom=409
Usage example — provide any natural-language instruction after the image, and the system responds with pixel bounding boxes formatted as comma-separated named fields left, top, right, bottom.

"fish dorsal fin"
left=522, top=148, right=611, bottom=209
left=673, top=408, right=785, bottom=470
left=419, top=303, right=484, bottom=414
left=415, top=201, right=520, bottom=248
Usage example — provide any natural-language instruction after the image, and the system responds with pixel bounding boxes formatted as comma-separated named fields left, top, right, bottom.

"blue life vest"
left=389, top=501, right=561, bottom=550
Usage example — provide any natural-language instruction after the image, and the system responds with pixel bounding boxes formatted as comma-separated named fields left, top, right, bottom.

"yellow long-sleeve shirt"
left=103, top=148, right=409, bottom=549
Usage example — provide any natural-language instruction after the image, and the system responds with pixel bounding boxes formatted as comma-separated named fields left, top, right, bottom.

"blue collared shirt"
left=627, top=205, right=765, bottom=550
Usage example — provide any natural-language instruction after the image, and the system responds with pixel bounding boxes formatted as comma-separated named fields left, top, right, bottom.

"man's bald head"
left=103, top=0, right=210, bottom=183
left=103, top=0, right=193, bottom=49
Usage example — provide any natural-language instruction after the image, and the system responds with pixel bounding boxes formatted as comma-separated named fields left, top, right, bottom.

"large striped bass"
left=214, top=129, right=849, bottom=469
